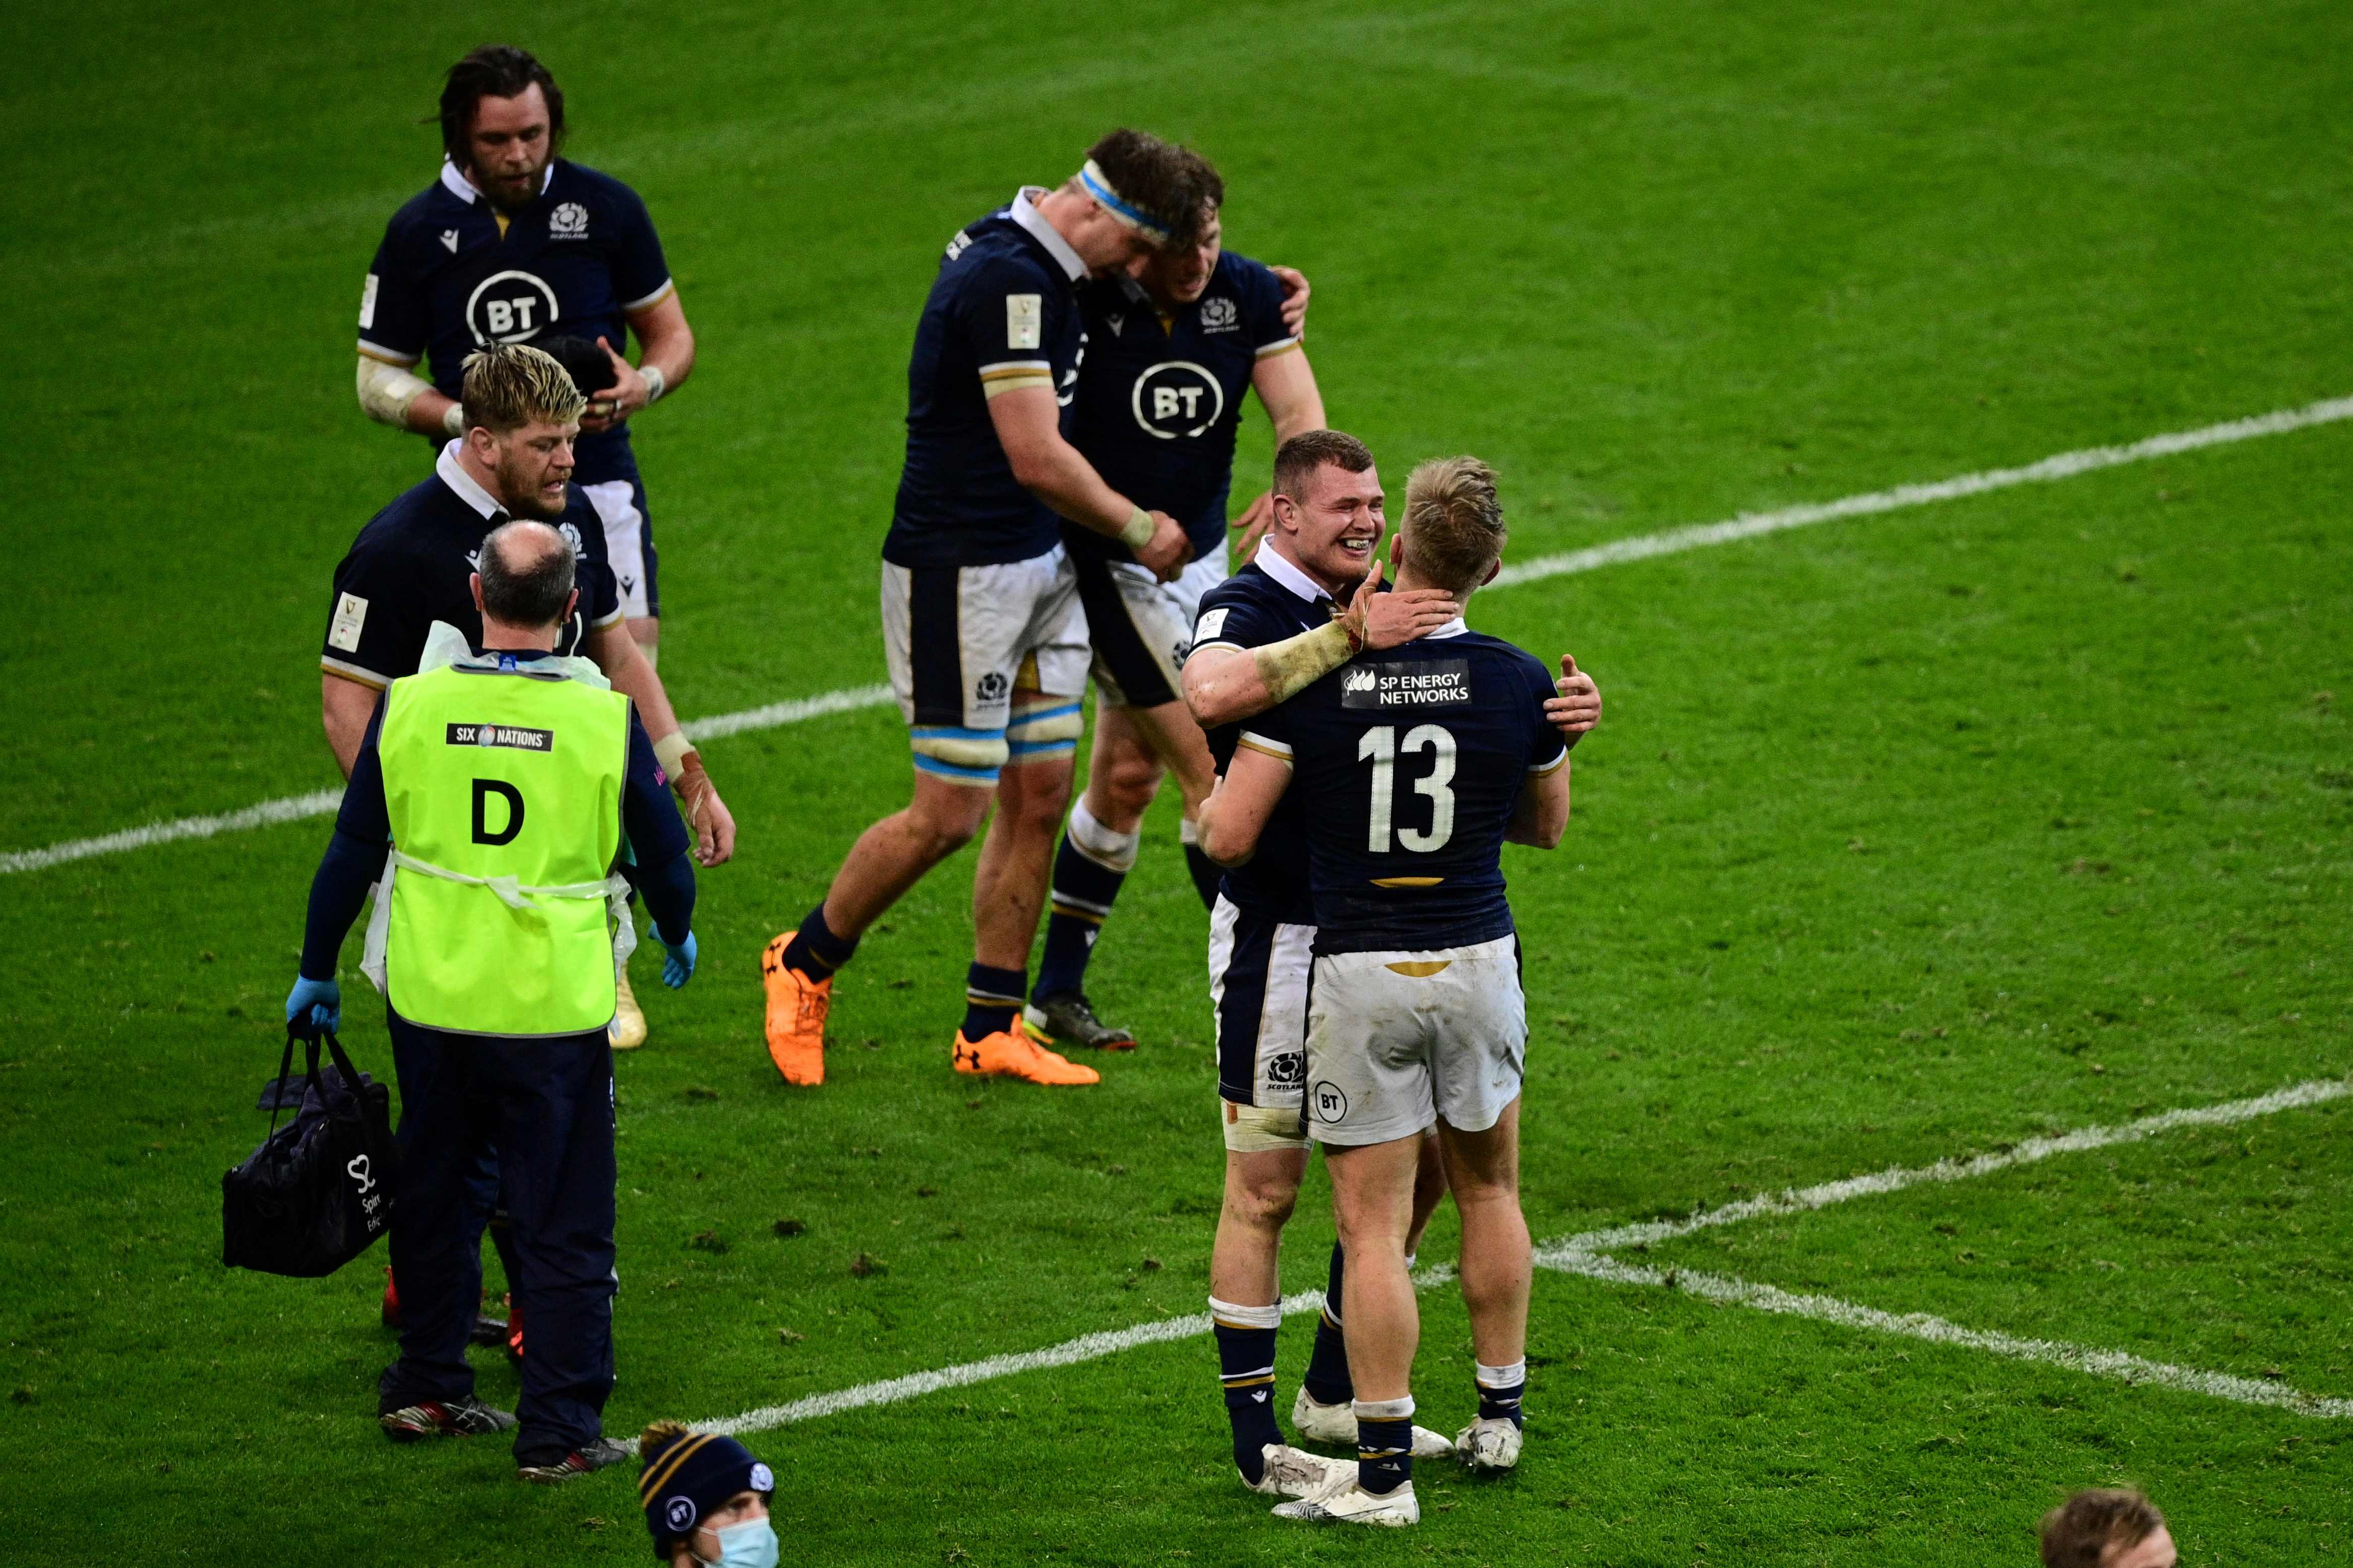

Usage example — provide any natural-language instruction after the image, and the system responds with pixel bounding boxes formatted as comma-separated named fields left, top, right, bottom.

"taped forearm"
left=1250, top=619, right=1359, bottom=705
left=355, top=357, right=461, bottom=436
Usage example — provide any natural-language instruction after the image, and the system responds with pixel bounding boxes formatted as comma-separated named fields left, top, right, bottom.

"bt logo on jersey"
left=464, top=270, right=560, bottom=346
left=1129, top=361, right=1225, bottom=440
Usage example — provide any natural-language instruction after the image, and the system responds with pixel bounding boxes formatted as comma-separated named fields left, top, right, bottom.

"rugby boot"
left=468, top=1309, right=509, bottom=1349
left=1454, top=1415, right=1523, bottom=1472
left=1271, top=1472, right=1419, bottom=1527
left=1022, top=991, right=1137, bottom=1051
left=610, top=960, right=648, bottom=1051
left=951, top=1028, right=1100, bottom=1086
left=501, top=1291, right=524, bottom=1364
left=381, top=1267, right=401, bottom=1330
left=1291, top=1388, right=1455, bottom=1458
left=515, top=1436, right=631, bottom=1484
left=1241, top=1443, right=1350, bottom=1498
left=379, top=1395, right=517, bottom=1442
left=761, top=933, right=830, bottom=1086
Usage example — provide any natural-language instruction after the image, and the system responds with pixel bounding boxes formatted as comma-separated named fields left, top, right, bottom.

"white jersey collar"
left=440, top=157, right=554, bottom=206
left=436, top=440, right=507, bottom=522
left=1010, top=186, right=1088, bottom=283
left=1427, top=616, right=1470, bottom=639
left=1251, top=538, right=1334, bottom=604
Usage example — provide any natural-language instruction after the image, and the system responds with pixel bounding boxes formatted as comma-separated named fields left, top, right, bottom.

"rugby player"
left=353, top=45, right=698, bottom=1042
left=758, top=132, right=1206, bottom=1088
left=1023, top=150, right=1330, bottom=1055
left=1199, top=456, right=1601, bottom=1527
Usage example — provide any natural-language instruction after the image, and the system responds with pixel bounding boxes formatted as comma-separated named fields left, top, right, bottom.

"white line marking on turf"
left=1489, top=394, right=2353, bottom=589
left=1542, top=1077, right=2351, bottom=1264
left=9, top=395, right=2349, bottom=879
left=0, top=788, right=346, bottom=877
left=697, top=1079, right=2350, bottom=1436
left=1543, top=1251, right=2353, bottom=1420
left=704, top=1290, right=1327, bottom=1438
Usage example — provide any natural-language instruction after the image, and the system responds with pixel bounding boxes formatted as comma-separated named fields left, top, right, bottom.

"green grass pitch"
left=3, top=0, right=2348, bottom=1561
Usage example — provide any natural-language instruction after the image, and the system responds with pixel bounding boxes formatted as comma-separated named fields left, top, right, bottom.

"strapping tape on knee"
left=911, top=726, right=1007, bottom=783
left=1005, top=700, right=1083, bottom=746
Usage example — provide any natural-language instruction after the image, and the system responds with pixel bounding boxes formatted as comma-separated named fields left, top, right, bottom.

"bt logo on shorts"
left=1129, top=361, right=1224, bottom=440
left=974, top=671, right=1009, bottom=703
left=1311, top=1081, right=1349, bottom=1122
left=465, top=270, right=560, bottom=345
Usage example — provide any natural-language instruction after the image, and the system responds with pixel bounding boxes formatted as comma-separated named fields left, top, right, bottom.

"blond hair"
left=460, top=342, right=586, bottom=434
left=1401, top=456, right=1505, bottom=592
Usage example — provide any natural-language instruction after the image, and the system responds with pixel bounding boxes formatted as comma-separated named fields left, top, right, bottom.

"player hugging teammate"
left=1200, top=453, right=1602, bottom=1527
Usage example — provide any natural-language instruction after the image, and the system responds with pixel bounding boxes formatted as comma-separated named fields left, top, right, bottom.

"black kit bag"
left=221, top=1026, right=399, bottom=1278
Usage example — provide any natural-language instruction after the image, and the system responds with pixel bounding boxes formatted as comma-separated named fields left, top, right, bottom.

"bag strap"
left=266, top=1025, right=301, bottom=1140
left=321, top=1031, right=368, bottom=1110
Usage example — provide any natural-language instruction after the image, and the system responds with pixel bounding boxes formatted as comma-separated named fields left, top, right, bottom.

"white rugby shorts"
left=881, top=547, right=1090, bottom=784
left=1075, top=550, right=1229, bottom=710
left=1302, top=935, right=1527, bottom=1147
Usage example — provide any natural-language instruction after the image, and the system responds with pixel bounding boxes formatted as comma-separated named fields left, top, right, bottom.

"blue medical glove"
left=661, top=930, right=697, bottom=989
left=285, top=975, right=341, bottom=1036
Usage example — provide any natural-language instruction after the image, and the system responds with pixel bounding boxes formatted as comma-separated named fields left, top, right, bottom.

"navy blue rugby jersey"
left=358, top=159, right=673, bottom=487
left=1066, top=251, right=1298, bottom=563
left=883, top=192, right=1090, bottom=570
left=322, top=447, right=622, bottom=691
left=1186, top=547, right=1338, bottom=922
left=1237, top=626, right=1566, bottom=956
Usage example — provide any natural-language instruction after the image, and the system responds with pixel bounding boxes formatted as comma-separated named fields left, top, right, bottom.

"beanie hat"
left=639, top=1423, right=774, bottom=1557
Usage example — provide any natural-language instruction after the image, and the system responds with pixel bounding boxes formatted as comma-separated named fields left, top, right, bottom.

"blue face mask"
left=695, top=1518, right=778, bottom=1568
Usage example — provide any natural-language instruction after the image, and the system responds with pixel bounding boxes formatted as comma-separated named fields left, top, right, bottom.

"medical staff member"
left=288, top=519, right=698, bottom=1482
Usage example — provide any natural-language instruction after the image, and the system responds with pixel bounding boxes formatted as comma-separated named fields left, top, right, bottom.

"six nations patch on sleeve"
left=446, top=723, right=555, bottom=752
left=1340, top=658, right=1473, bottom=710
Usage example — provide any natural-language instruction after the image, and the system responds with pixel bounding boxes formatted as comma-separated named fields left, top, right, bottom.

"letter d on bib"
left=472, top=779, right=525, bottom=845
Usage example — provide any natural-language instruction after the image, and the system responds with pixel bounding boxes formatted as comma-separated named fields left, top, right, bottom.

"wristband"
left=641, top=364, right=666, bottom=404
left=1251, top=618, right=1357, bottom=705
left=1117, top=506, right=1156, bottom=551
left=442, top=402, right=466, bottom=439
left=652, top=731, right=696, bottom=779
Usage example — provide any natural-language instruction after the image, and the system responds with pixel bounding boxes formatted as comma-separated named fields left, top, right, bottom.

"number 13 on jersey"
left=1359, top=724, right=1457, bottom=852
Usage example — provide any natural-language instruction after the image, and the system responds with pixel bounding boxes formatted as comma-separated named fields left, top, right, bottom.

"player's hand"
left=284, top=975, right=341, bottom=1038
left=1230, top=488, right=1278, bottom=561
left=1545, top=653, right=1601, bottom=748
left=1135, top=510, right=1192, bottom=582
left=1345, top=535, right=1457, bottom=651
left=580, top=337, right=650, bottom=432
left=1271, top=266, right=1311, bottom=341
left=660, top=930, right=697, bottom=989
left=675, top=761, right=737, bottom=867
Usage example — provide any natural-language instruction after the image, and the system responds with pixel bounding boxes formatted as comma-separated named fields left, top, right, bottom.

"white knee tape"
left=1068, top=798, right=1140, bottom=872
left=910, top=730, right=1009, bottom=769
left=1208, top=1296, right=1283, bottom=1330
left=1005, top=701, right=1083, bottom=745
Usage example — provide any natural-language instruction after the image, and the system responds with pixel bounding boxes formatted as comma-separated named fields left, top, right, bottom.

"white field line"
left=1543, top=1250, right=2353, bottom=1420
left=10, top=395, right=2350, bottom=880
left=1543, top=1077, right=2352, bottom=1264
left=700, top=1079, right=2350, bottom=1436
left=1489, top=394, right=2353, bottom=589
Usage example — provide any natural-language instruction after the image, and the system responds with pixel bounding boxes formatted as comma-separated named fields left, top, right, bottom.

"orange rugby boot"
left=761, top=933, right=831, bottom=1086
left=951, top=1028, right=1100, bottom=1086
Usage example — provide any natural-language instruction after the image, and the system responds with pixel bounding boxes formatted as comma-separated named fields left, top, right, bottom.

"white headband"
left=1076, top=159, right=1170, bottom=243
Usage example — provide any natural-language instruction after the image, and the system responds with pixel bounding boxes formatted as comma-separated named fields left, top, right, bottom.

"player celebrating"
left=1023, top=151, right=1328, bottom=1054
left=759, top=132, right=1203, bottom=1088
left=352, top=45, right=697, bottom=1045
left=1200, top=456, right=1600, bottom=1527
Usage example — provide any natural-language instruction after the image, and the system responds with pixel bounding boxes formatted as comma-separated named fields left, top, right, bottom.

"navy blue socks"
left=1354, top=1397, right=1415, bottom=1494
left=781, top=903, right=857, bottom=981
left=1211, top=1298, right=1284, bottom=1483
left=961, top=962, right=1025, bottom=1040
left=1476, top=1359, right=1527, bottom=1427
left=1300, top=1240, right=1354, bottom=1407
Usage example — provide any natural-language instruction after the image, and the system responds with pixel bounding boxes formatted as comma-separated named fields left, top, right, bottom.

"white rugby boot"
left=1272, top=1470, right=1419, bottom=1527
left=1240, top=1443, right=1349, bottom=1498
left=1455, top=1415, right=1524, bottom=1472
left=1290, top=1388, right=1454, bottom=1457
